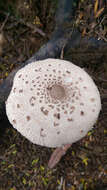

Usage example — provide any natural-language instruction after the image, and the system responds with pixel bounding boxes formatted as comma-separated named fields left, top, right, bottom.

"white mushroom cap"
left=6, top=59, right=101, bottom=147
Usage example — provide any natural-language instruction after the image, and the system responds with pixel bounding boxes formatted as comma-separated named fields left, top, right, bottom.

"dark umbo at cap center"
left=48, top=84, right=66, bottom=100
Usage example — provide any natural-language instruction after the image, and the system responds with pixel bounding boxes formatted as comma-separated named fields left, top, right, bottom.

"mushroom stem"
left=48, top=144, right=71, bottom=169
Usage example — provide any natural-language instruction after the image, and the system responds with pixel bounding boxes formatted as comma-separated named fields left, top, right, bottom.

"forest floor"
left=0, top=0, right=107, bottom=190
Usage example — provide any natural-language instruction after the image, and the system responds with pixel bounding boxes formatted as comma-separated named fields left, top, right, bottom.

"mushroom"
left=5, top=58, right=101, bottom=168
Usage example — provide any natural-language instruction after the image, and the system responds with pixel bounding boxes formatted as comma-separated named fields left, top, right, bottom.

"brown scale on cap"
left=76, top=96, right=79, bottom=100
left=80, top=130, right=84, bottom=133
left=92, top=109, right=95, bottom=112
left=36, top=76, right=40, bottom=79
left=66, top=103, right=69, bottom=108
left=48, top=105, right=54, bottom=109
left=19, top=89, right=23, bottom=93
left=83, top=86, right=87, bottom=89
left=70, top=110, right=74, bottom=114
left=54, top=113, right=60, bottom=119
left=90, top=98, right=95, bottom=102
left=56, top=107, right=60, bottom=112
left=72, top=92, right=76, bottom=97
left=37, top=92, right=40, bottom=96
left=26, top=116, right=31, bottom=121
left=58, top=76, right=62, bottom=80
left=54, top=122, right=59, bottom=127
left=70, top=106, right=75, bottom=113
left=13, top=119, right=16, bottom=124
left=41, top=107, right=49, bottom=115
left=29, top=96, right=36, bottom=106
left=57, top=131, right=60, bottom=135
left=80, top=102, right=84, bottom=106
left=18, top=74, right=22, bottom=78
left=61, top=105, right=65, bottom=110
left=38, top=67, right=42, bottom=72
left=17, top=104, right=20, bottom=108
left=40, top=96, right=44, bottom=99
left=79, top=77, right=83, bottom=81
left=68, top=118, right=73, bottom=122
left=66, top=70, right=71, bottom=74
left=64, top=111, right=67, bottom=114
left=40, top=128, right=46, bottom=137
left=44, top=78, right=47, bottom=81
left=80, top=111, right=84, bottom=115
left=13, top=88, right=16, bottom=93
left=75, top=81, right=79, bottom=84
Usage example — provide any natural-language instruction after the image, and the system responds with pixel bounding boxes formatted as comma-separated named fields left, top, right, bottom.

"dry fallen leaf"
left=94, top=0, right=98, bottom=15
left=95, top=7, right=104, bottom=18
left=82, top=28, right=86, bottom=36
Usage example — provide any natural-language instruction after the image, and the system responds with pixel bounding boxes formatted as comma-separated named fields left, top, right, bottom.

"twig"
left=58, top=177, right=64, bottom=190
left=60, top=43, right=66, bottom=59
left=0, top=13, right=9, bottom=32
left=95, top=31, right=107, bottom=42
left=19, top=18, right=46, bottom=37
